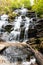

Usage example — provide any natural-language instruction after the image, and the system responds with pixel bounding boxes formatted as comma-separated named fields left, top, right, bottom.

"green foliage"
left=0, top=0, right=31, bottom=14
left=8, top=12, right=18, bottom=22
left=21, top=0, right=31, bottom=8
left=0, top=0, right=43, bottom=17
left=32, top=0, right=43, bottom=17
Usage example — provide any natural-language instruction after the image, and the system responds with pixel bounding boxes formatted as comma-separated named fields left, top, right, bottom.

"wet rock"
left=20, top=27, right=25, bottom=41
left=3, top=46, right=26, bottom=62
left=26, top=11, right=36, bottom=18
left=0, top=42, right=39, bottom=65
left=28, top=29, right=37, bottom=38
left=4, top=24, right=14, bottom=33
left=3, top=46, right=33, bottom=62
left=35, top=19, right=43, bottom=37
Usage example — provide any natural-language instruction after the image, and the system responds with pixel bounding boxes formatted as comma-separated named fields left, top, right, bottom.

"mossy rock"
left=8, top=12, right=18, bottom=22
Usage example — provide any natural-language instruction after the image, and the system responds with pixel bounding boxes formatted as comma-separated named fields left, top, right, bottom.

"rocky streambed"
left=0, top=42, right=38, bottom=65
left=0, top=7, right=43, bottom=65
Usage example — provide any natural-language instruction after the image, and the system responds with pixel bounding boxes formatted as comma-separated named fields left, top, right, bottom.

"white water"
left=1, top=14, right=8, bottom=21
left=0, top=8, right=35, bottom=42
left=0, top=20, right=8, bottom=29
left=22, top=58, right=36, bottom=65
left=20, top=7, right=28, bottom=15
left=14, top=7, right=28, bottom=16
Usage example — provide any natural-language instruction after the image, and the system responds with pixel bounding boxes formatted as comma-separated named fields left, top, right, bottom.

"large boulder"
left=0, top=42, right=33, bottom=62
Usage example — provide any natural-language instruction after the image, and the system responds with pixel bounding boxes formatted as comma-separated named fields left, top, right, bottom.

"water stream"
left=0, top=7, right=36, bottom=42
left=0, top=7, right=37, bottom=65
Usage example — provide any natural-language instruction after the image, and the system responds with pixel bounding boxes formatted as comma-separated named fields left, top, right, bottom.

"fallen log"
left=0, top=42, right=27, bottom=52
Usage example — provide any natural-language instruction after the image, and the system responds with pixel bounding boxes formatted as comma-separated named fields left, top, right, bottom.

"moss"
left=40, top=15, right=43, bottom=18
left=8, top=12, right=18, bottom=22
left=39, top=37, right=43, bottom=41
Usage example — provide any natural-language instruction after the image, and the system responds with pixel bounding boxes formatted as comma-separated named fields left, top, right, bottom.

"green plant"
left=0, top=0, right=31, bottom=15
left=32, top=0, right=43, bottom=17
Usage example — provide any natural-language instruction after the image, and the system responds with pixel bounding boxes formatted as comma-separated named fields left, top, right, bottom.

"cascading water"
left=0, top=8, right=37, bottom=65
left=0, top=14, right=9, bottom=40
left=0, top=8, right=35, bottom=42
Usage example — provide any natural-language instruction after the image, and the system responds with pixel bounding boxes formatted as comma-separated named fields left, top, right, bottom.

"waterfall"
left=0, top=14, right=9, bottom=39
left=0, top=8, right=37, bottom=65
left=1, top=14, right=8, bottom=21
left=0, top=8, right=35, bottom=42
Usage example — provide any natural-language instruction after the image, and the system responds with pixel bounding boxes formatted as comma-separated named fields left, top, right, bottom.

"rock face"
left=28, top=18, right=43, bottom=38
left=26, top=11, right=36, bottom=18
left=28, top=29, right=37, bottom=38
left=35, top=19, right=43, bottom=37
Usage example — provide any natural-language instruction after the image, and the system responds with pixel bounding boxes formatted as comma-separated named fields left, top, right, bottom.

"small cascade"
left=0, top=8, right=36, bottom=42
left=0, top=14, right=9, bottom=39
left=0, top=20, right=8, bottom=29
left=20, top=7, right=28, bottom=15
left=1, top=14, right=8, bottom=21
left=8, top=15, right=31, bottom=42
left=9, top=30, right=20, bottom=41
